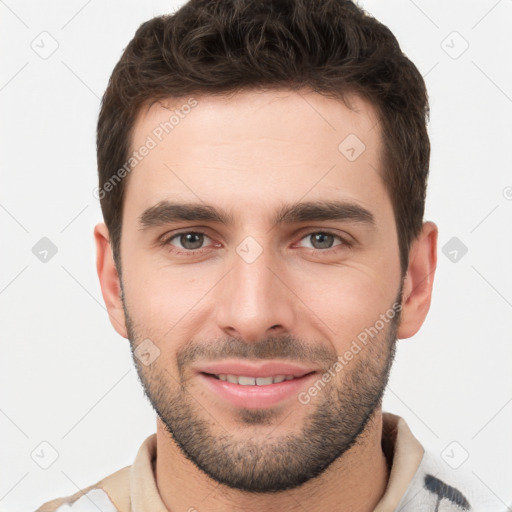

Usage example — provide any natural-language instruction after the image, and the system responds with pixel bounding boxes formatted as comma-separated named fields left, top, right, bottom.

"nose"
left=214, top=243, right=298, bottom=343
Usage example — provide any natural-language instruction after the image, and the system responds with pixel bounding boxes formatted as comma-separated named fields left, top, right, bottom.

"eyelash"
left=159, top=230, right=352, bottom=257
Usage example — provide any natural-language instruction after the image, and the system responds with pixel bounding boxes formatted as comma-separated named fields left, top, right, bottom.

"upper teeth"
left=216, top=375, right=295, bottom=385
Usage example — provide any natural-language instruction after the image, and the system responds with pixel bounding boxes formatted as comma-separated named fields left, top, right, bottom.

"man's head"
left=94, top=0, right=437, bottom=494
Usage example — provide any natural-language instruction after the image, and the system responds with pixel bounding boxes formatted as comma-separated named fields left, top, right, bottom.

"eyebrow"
left=138, top=199, right=375, bottom=231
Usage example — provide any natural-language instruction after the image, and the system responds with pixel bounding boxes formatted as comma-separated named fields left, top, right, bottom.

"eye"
left=297, top=231, right=348, bottom=251
left=159, top=229, right=351, bottom=257
left=164, top=231, right=213, bottom=253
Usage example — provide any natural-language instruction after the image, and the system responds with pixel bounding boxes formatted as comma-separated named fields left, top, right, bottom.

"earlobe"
left=397, top=221, right=438, bottom=339
left=94, top=222, right=128, bottom=339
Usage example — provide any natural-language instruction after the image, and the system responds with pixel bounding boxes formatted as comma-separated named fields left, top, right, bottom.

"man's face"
left=118, top=89, right=404, bottom=492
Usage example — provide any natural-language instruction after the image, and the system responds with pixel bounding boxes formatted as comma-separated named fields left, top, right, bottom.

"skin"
left=94, top=88, right=437, bottom=512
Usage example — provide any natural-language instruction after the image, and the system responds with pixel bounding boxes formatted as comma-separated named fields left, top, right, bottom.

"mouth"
left=206, top=373, right=313, bottom=385
left=194, top=361, right=319, bottom=409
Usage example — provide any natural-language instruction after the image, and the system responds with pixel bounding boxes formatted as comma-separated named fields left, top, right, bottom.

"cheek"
left=122, top=257, right=218, bottom=334
left=291, top=261, right=399, bottom=345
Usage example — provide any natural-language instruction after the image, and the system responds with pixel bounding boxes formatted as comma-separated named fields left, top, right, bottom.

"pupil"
left=313, top=233, right=332, bottom=249
left=182, top=233, right=203, bottom=249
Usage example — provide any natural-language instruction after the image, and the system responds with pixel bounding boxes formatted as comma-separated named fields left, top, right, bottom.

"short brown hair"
left=97, top=0, right=430, bottom=275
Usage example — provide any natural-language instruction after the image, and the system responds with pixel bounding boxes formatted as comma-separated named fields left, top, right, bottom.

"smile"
left=197, top=369, right=318, bottom=409
left=212, top=374, right=300, bottom=385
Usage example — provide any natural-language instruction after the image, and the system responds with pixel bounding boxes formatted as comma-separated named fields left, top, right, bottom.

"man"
left=36, top=0, right=504, bottom=510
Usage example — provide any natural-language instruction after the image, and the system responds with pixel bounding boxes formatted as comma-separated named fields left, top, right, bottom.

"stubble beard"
left=123, top=291, right=401, bottom=493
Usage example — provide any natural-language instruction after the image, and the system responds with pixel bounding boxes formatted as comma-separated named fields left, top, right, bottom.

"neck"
left=154, top=407, right=390, bottom=512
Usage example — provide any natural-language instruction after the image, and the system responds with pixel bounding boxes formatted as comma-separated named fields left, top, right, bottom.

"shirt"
left=34, top=412, right=507, bottom=511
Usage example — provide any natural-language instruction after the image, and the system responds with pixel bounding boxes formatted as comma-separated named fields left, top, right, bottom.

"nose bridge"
left=215, top=237, right=295, bottom=341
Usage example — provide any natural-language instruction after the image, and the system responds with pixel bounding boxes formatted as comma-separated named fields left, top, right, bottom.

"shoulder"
left=398, top=449, right=507, bottom=512
left=34, top=466, right=131, bottom=512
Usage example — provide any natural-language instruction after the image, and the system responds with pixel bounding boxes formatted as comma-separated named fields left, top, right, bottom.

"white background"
left=1, top=1, right=511, bottom=510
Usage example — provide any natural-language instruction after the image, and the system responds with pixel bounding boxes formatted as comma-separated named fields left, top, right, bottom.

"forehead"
left=124, top=89, right=388, bottom=223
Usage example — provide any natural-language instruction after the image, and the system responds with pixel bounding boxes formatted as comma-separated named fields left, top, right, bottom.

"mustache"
left=176, top=335, right=338, bottom=374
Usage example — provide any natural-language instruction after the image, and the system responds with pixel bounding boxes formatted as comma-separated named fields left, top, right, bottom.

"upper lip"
left=194, top=360, right=317, bottom=378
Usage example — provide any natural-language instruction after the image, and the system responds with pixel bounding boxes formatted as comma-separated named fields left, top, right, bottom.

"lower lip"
left=197, top=372, right=317, bottom=409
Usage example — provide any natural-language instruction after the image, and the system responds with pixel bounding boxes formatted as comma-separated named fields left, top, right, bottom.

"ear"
left=397, top=221, right=438, bottom=339
left=94, top=222, right=128, bottom=339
